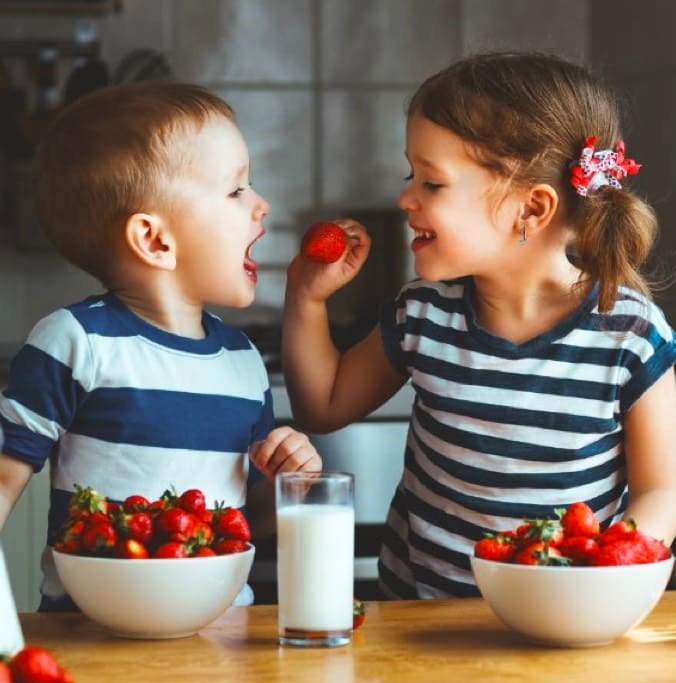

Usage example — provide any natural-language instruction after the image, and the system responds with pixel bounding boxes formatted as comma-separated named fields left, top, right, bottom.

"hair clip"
left=569, top=135, right=642, bottom=198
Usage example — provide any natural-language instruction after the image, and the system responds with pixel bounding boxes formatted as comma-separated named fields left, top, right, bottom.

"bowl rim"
left=470, top=553, right=674, bottom=571
left=53, top=542, right=255, bottom=564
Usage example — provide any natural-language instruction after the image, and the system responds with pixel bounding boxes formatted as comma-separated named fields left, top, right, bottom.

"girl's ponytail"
left=574, top=189, right=657, bottom=312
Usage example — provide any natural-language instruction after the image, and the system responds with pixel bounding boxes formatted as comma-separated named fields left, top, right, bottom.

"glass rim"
left=275, top=471, right=354, bottom=483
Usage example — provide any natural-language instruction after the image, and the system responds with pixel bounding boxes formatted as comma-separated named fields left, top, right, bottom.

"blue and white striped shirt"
left=0, top=293, right=273, bottom=599
left=378, top=278, right=676, bottom=599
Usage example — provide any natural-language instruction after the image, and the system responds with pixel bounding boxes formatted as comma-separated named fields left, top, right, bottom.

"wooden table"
left=20, top=592, right=676, bottom=683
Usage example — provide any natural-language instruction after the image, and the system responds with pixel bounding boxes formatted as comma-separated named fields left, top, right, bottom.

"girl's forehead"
left=405, top=116, right=473, bottom=165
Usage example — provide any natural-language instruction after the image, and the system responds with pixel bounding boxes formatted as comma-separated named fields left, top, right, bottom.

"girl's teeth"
left=414, top=230, right=435, bottom=239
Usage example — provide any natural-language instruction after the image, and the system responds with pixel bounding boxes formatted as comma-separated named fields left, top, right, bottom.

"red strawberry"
left=155, top=507, right=197, bottom=543
left=353, top=599, right=366, bottom=629
left=153, top=541, right=189, bottom=559
left=192, top=546, right=217, bottom=558
left=599, top=519, right=637, bottom=546
left=301, top=221, right=347, bottom=264
left=213, top=538, right=248, bottom=555
left=122, top=494, right=151, bottom=513
left=558, top=501, right=600, bottom=538
left=559, top=536, right=600, bottom=564
left=592, top=539, right=653, bottom=566
left=54, top=518, right=86, bottom=555
left=113, top=538, right=150, bottom=559
left=10, top=645, right=72, bottom=683
left=214, top=507, right=251, bottom=541
left=513, top=541, right=569, bottom=566
left=81, top=516, right=117, bottom=555
left=474, top=535, right=515, bottom=562
left=66, top=484, right=110, bottom=520
left=178, top=488, right=207, bottom=515
left=114, top=511, right=153, bottom=544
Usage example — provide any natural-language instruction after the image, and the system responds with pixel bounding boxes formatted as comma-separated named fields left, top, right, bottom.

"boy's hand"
left=286, top=218, right=371, bottom=303
left=249, top=426, right=322, bottom=480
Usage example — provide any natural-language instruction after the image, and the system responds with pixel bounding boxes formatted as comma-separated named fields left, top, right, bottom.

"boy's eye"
left=423, top=181, right=443, bottom=191
left=228, top=186, right=246, bottom=198
left=403, top=173, right=413, bottom=182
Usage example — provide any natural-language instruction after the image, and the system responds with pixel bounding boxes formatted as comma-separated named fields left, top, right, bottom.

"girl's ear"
left=519, top=183, right=559, bottom=236
left=124, top=213, right=177, bottom=270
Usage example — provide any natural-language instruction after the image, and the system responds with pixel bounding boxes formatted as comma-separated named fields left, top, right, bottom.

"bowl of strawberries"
left=470, top=502, right=674, bottom=647
left=52, top=485, right=255, bottom=639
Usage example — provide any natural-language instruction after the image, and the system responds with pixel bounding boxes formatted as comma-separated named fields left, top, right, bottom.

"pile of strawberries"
left=1, top=645, right=73, bottom=683
left=474, top=501, right=673, bottom=566
left=54, top=485, right=250, bottom=560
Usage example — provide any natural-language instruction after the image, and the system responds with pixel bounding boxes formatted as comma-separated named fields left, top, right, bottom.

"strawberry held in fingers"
left=301, top=221, right=347, bottom=263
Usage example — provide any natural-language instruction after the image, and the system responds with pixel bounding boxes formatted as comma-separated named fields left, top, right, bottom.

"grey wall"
left=0, top=0, right=672, bottom=348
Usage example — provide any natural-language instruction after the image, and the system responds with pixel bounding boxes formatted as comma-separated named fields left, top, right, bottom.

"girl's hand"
left=286, top=218, right=371, bottom=303
left=249, top=426, right=322, bottom=480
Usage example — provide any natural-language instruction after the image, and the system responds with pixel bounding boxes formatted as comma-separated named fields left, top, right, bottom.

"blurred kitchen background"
left=1, top=0, right=675, bottom=610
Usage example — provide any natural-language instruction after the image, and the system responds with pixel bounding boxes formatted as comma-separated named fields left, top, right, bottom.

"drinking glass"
left=276, top=471, right=355, bottom=647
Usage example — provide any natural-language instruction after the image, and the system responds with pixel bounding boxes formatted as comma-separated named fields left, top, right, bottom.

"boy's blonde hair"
left=34, top=81, right=236, bottom=284
left=409, top=52, right=658, bottom=312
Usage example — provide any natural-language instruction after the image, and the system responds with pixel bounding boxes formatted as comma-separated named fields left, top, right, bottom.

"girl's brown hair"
left=34, top=81, right=235, bottom=285
left=408, top=51, right=657, bottom=312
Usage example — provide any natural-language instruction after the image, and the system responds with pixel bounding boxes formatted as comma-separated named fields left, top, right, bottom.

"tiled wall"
left=0, top=0, right=592, bottom=345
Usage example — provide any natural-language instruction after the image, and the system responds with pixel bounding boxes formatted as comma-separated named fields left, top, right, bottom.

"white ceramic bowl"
left=471, top=555, right=674, bottom=647
left=53, top=545, right=255, bottom=639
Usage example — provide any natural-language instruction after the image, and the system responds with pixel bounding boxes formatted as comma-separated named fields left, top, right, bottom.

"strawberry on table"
left=353, top=599, right=366, bottom=629
left=300, top=221, right=347, bottom=264
left=10, top=645, right=74, bottom=683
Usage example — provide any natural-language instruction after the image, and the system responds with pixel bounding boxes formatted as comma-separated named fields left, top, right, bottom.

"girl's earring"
left=519, top=225, right=527, bottom=245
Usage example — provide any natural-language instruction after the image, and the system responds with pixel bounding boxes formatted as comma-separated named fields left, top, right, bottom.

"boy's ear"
left=519, top=183, right=558, bottom=236
left=124, top=213, right=176, bottom=270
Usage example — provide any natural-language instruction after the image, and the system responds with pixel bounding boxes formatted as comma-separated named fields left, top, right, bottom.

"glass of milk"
left=276, top=471, right=355, bottom=647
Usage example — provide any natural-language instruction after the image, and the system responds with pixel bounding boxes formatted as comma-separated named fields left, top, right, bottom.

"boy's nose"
left=254, top=193, right=270, bottom=221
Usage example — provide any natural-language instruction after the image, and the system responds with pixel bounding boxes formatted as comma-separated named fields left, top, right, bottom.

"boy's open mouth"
left=244, top=230, right=265, bottom=279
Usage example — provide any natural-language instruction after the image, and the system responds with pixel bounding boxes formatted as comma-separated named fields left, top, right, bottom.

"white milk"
left=277, top=504, right=354, bottom=631
left=0, top=543, right=24, bottom=655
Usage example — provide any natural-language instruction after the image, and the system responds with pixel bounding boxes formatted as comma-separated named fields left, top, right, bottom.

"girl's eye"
left=403, top=173, right=413, bottom=182
left=228, top=186, right=246, bottom=198
left=423, top=181, right=443, bottom=191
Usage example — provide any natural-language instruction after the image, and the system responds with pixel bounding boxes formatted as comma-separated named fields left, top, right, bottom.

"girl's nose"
left=397, top=186, right=416, bottom=212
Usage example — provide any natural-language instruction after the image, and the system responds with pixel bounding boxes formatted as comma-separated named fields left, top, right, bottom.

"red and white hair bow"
left=569, top=136, right=642, bottom=197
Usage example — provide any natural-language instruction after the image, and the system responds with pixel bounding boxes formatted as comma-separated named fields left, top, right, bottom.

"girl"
left=282, top=52, right=676, bottom=599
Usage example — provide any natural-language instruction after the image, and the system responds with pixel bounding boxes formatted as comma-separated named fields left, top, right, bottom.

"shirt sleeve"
left=0, top=309, right=92, bottom=471
left=620, top=309, right=676, bottom=412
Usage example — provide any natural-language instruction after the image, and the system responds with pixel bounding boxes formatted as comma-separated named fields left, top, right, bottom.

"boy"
left=0, top=82, right=321, bottom=610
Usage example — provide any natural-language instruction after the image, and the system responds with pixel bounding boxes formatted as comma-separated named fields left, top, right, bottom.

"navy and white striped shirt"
left=0, top=293, right=274, bottom=599
left=378, top=277, right=676, bottom=599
